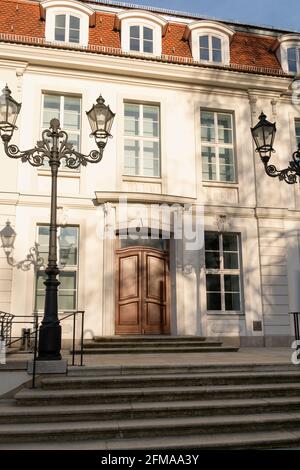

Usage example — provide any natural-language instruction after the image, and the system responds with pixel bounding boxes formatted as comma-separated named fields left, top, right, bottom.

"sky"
left=107, top=0, right=300, bottom=32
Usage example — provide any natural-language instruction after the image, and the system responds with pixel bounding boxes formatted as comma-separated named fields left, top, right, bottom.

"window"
left=201, top=110, right=235, bottom=182
left=205, top=232, right=242, bottom=312
left=296, top=120, right=300, bottom=146
left=199, top=35, right=222, bottom=63
left=129, top=25, right=153, bottom=53
left=42, top=0, right=93, bottom=47
left=35, top=226, right=79, bottom=312
left=41, top=94, right=81, bottom=170
left=54, top=14, right=80, bottom=43
left=124, top=103, right=160, bottom=177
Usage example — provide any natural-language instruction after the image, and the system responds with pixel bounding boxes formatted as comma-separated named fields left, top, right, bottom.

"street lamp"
left=251, top=111, right=300, bottom=184
left=0, top=85, right=115, bottom=361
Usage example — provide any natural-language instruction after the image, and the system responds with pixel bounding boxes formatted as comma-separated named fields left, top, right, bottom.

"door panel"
left=116, top=247, right=170, bottom=335
left=116, top=251, right=141, bottom=334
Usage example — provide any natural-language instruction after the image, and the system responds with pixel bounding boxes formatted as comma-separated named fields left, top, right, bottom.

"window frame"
left=35, top=224, right=79, bottom=314
left=204, top=231, right=243, bottom=314
left=54, top=13, right=81, bottom=44
left=119, top=16, right=164, bottom=56
left=199, top=34, right=223, bottom=64
left=40, top=92, right=82, bottom=172
left=129, top=25, right=154, bottom=54
left=123, top=101, right=161, bottom=178
left=200, top=109, right=236, bottom=183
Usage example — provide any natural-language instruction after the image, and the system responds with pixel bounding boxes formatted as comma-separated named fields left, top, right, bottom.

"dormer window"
left=116, top=10, right=167, bottom=56
left=184, top=21, right=234, bottom=65
left=199, top=35, right=222, bottom=63
left=130, top=25, right=153, bottom=53
left=55, top=14, right=80, bottom=43
left=277, top=34, right=300, bottom=74
left=41, top=0, right=94, bottom=47
left=287, top=47, right=300, bottom=73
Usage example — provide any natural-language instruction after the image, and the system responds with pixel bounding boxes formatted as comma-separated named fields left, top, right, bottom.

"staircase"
left=76, top=335, right=239, bottom=354
left=1, top=362, right=300, bottom=449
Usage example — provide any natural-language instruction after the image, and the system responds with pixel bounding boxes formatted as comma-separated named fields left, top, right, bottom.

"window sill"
left=206, top=311, right=244, bottom=316
left=38, top=170, right=81, bottom=178
left=123, top=175, right=162, bottom=183
left=202, top=180, right=238, bottom=188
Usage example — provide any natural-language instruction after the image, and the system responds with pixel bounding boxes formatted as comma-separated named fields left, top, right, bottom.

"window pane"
left=225, top=293, right=240, bottom=311
left=205, top=251, right=220, bottom=269
left=199, top=35, right=209, bottom=48
left=224, top=275, right=240, bottom=292
left=205, top=232, right=219, bottom=250
left=43, top=95, right=60, bottom=127
left=69, top=16, right=80, bottom=43
left=201, top=111, right=215, bottom=142
left=130, top=38, right=140, bottom=51
left=59, top=271, right=76, bottom=290
left=207, top=292, right=221, bottom=310
left=212, top=36, right=221, bottom=50
left=70, top=16, right=80, bottom=29
left=130, top=26, right=140, bottom=39
left=224, top=252, right=239, bottom=269
left=59, top=293, right=76, bottom=310
left=206, top=274, right=221, bottom=291
left=143, top=40, right=153, bottom=54
left=200, top=48, right=209, bottom=61
left=218, top=114, right=232, bottom=143
left=124, top=104, right=139, bottom=136
left=143, top=106, right=159, bottom=137
left=213, top=50, right=222, bottom=62
left=143, top=141, right=160, bottom=177
left=288, top=48, right=297, bottom=72
left=295, top=121, right=300, bottom=146
left=143, top=27, right=153, bottom=40
left=55, top=15, right=66, bottom=42
left=60, top=227, right=78, bottom=265
left=202, top=147, right=216, bottom=181
left=223, top=234, right=238, bottom=251
left=64, top=97, right=80, bottom=130
left=124, top=139, right=140, bottom=175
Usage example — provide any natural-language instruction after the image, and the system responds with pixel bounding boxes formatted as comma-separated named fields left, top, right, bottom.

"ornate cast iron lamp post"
left=251, top=111, right=300, bottom=184
left=0, top=86, right=115, bottom=361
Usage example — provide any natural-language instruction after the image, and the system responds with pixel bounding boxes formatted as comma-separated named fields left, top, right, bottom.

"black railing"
left=290, top=312, right=300, bottom=348
left=0, top=312, right=14, bottom=345
left=3, top=310, right=85, bottom=388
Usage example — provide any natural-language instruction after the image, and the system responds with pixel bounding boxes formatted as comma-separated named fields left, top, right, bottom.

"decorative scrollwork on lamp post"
left=251, top=111, right=300, bottom=185
left=0, top=86, right=115, bottom=361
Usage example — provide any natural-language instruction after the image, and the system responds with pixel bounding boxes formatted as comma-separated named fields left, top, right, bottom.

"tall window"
left=129, top=26, right=153, bottom=53
left=201, top=110, right=235, bottom=182
left=54, top=14, right=80, bottom=43
left=35, top=226, right=79, bottom=312
left=287, top=47, right=300, bottom=73
left=41, top=94, right=81, bottom=170
left=205, top=232, right=242, bottom=312
left=295, top=120, right=300, bottom=146
left=199, top=35, right=222, bottom=63
left=124, top=103, right=160, bottom=177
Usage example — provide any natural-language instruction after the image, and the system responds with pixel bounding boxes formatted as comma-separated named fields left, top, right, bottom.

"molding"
left=95, top=191, right=197, bottom=205
left=0, top=43, right=292, bottom=94
left=116, top=10, right=168, bottom=34
left=41, top=0, right=95, bottom=17
left=184, top=20, right=235, bottom=40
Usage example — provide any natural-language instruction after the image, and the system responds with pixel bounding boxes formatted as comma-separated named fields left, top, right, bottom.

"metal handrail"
left=0, top=311, right=15, bottom=345
left=2, top=310, right=85, bottom=388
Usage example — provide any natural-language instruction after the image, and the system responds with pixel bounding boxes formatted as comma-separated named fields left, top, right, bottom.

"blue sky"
left=108, top=0, right=300, bottom=31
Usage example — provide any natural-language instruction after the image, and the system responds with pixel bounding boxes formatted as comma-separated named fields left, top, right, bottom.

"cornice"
left=0, top=43, right=292, bottom=94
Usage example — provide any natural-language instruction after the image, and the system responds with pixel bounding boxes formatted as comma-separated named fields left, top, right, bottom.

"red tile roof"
left=0, top=0, right=286, bottom=75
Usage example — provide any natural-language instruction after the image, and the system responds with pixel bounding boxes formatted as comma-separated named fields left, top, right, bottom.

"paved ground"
left=2, top=347, right=294, bottom=369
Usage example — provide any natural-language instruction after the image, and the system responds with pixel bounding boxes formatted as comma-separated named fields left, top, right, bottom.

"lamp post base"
left=37, top=323, right=62, bottom=361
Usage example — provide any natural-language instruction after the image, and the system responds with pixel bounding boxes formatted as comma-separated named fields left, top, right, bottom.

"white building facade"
left=0, top=0, right=299, bottom=346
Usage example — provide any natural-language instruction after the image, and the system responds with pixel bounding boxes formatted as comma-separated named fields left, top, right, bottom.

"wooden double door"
left=115, top=247, right=170, bottom=335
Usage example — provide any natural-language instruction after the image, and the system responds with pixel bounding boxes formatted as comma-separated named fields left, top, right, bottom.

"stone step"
left=0, top=412, right=300, bottom=443
left=40, top=371, right=300, bottom=390
left=15, top=382, right=300, bottom=406
left=0, top=429, right=299, bottom=450
left=67, top=363, right=298, bottom=377
left=93, top=336, right=207, bottom=342
left=2, top=397, right=300, bottom=424
left=83, top=340, right=223, bottom=348
left=74, top=346, right=239, bottom=354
